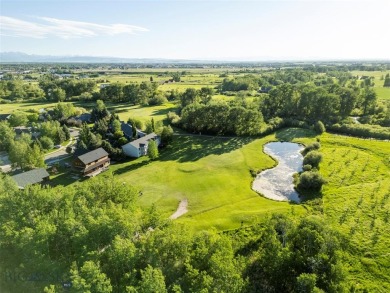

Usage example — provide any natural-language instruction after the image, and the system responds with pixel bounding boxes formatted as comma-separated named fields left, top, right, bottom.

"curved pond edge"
left=251, top=140, right=304, bottom=203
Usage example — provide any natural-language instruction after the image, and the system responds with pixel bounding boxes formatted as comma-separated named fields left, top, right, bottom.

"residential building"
left=12, top=168, right=50, bottom=189
left=120, top=121, right=146, bottom=140
left=122, top=133, right=160, bottom=158
left=73, top=147, right=110, bottom=177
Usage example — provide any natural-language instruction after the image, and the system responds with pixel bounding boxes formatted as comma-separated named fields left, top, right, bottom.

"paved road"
left=45, top=127, right=79, bottom=165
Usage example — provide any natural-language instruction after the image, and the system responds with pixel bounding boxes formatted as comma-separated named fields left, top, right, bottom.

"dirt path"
left=169, top=199, right=188, bottom=219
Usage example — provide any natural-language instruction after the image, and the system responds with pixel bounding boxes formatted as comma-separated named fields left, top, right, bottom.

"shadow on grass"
left=275, top=128, right=317, bottom=142
left=50, top=171, right=87, bottom=187
left=160, top=135, right=254, bottom=163
left=151, top=106, right=177, bottom=117
left=113, top=159, right=151, bottom=176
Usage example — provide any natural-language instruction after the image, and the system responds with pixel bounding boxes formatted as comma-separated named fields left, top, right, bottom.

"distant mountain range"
left=1, top=52, right=389, bottom=64
left=0, top=52, right=218, bottom=64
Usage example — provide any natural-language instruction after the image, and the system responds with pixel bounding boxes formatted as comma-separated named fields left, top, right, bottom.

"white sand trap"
left=170, top=199, right=188, bottom=219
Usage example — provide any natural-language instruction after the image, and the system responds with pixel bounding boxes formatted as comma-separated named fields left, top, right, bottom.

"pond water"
left=252, top=142, right=304, bottom=203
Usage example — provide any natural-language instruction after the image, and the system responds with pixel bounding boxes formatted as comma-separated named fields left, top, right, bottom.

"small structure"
left=122, top=133, right=160, bottom=158
left=13, top=126, right=31, bottom=135
left=12, top=168, right=50, bottom=189
left=73, top=147, right=110, bottom=177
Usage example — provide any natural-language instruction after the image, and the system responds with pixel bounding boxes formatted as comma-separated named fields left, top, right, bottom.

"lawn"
left=108, top=128, right=316, bottom=230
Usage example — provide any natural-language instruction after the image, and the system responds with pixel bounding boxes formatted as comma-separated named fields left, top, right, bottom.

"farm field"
left=351, top=70, right=390, bottom=100
left=0, top=100, right=178, bottom=125
left=320, top=134, right=390, bottom=291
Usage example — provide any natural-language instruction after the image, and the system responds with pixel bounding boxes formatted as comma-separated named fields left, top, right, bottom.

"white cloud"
left=0, top=16, right=149, bottom=39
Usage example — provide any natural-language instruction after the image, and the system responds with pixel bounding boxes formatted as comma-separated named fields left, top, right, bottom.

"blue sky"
left=1, top=0, right=389, bottom=60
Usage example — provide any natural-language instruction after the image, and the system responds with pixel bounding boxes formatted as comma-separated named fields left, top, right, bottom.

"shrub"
left=314, top=121, right=326, bottom=134
left=297, top=171, right=326, bottom=191
left=302, top=142, right=321, bottom=156
left=303, top=151, right=323, bottom=168
left=303, top=164, right=312, bottom=171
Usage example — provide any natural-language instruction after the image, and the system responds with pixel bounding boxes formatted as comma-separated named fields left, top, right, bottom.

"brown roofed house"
left=73, top=148, right=110, bottom=177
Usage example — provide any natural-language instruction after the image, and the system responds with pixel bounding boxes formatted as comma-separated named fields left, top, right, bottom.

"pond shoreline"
left=252, top=141, right=304, bottom=203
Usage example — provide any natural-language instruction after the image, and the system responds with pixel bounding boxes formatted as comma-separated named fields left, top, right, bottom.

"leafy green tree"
left=9, top=136, right=45, bottom=170
left=296, top=273, right=318, bottom=293
left=0, top=121, right=15, bottom=151
left=172, top=72, right=181, bottom=82
left=91, top=100, right=110, bottom=122
left=384, top=73, right=390, bottom=87
left=147, top=140, right=159, bottom=160
left=53, top=102, right=77, bottom=119
left=52, top=88, right=66, bottom=102
left=161, top=126, right=174, bottom=145
left=199, top=87, right=214, bottom=104
left=39, top=136, right=54, bottom=150
left=138, top=265, right=167, bottom=293
left=71, top=261, right=112, bottom=293
left=361, top=88, right=377, bottom=115
left=180, top=88, right=199, bottom=108
left=8, top=111, right=28, bottom=127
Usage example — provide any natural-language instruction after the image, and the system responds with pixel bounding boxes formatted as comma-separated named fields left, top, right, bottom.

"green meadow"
left=319, top=134, right=390, bottom=291
left=351, top=70, right=390, bottom=100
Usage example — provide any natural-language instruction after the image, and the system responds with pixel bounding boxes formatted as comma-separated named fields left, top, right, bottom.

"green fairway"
left=109, top=128, right=315, bottom=230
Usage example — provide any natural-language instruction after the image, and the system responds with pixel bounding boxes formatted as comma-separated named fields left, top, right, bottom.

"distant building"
left=12, top=168, right=50, bottom=189
left=13, top=126, right=31, bottom=135
left=73, top=147, right=110, bottom=177
left=122, top=133, right=160, bottom=158
left=100, top=83, right=110, bottom=89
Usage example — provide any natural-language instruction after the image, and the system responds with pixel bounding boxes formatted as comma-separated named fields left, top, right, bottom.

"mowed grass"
left=319, top=133, right=390, bottom=291
left=110, top=129, right=314, bottom=230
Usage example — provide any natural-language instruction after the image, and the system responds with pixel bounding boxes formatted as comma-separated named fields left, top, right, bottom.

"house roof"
left=121, top=122, right=133, bottom=137
left=126, top=133, right=159, bottom=149
left=75, top=113, right=92, bottom=122
left=12, top=168, right=49, bottom=189
left=0, top=114, right=11, bottom=120
left=77, top=147, right=108, bottom=165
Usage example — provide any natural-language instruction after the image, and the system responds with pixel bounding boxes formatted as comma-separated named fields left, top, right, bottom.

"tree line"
left=0, top=174, right=347, bottom=292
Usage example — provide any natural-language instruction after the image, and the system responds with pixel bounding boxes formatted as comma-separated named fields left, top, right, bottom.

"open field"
left=319, top=133, right=390, bottom=291
left=351, top=70, right=390, bottom=100
left=104, top=128, right=317, bottom=230
left=0, top=101, right=178, bottom=125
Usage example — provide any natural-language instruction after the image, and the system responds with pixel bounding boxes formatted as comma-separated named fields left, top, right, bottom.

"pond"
left=252, top=142, right=304, bottom=203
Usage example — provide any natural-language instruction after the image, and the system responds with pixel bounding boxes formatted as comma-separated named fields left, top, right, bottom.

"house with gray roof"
left=122, top=133, right=160, bottom=158
left=73, top=147, right=110, bottom=177
left=120, top=121, right=146, bottom=140
left=12, top=168, right=50, bottom=189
